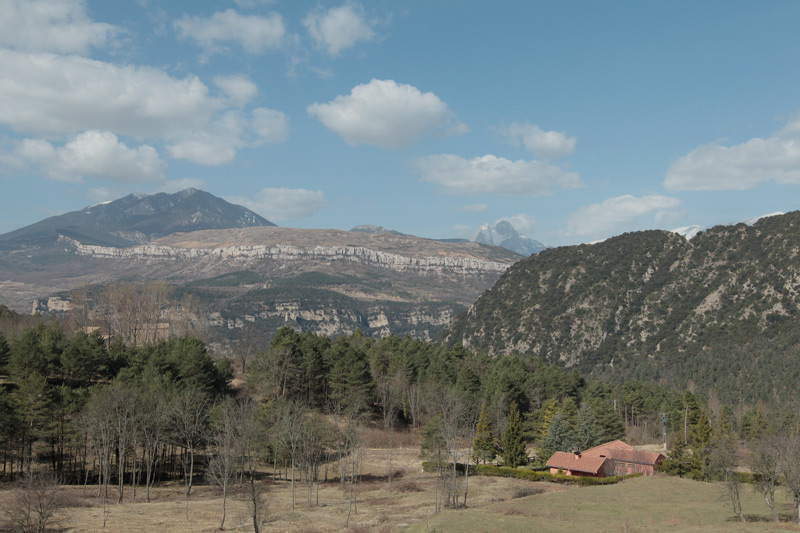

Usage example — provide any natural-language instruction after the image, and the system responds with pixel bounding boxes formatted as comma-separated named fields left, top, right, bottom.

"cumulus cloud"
left=308, top=79, right=466, bottom=148
left=0, top=49, right=287, bottom=166
left=0, top=0, right=119, bottom=54
left=497, top=213, right=535, bottom=235
left=214, top=75, right=259, bottom=107
left=175, top=9, right=285, bottom=54
left=303, top=4, right=375, bottom=56
left=664, top=116, right=800, bottom=190
left=226, top=188, right=326, bottom=221
left=564, top=194, right=681, bottom=237
left=502, top=121, right=576, bottom=160
left=17, top=131, right=166, bottom=184
left=0, top=49, right=218, bottom=136
left=414, top=154, right=581, bottom=196
left=166, top=108, right=288, bottom=166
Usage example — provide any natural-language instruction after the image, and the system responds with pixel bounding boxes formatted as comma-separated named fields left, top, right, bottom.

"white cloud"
left=503, top=121, right=576, bottom=160
left=0, top=49, right=219, bottom=136
left=308, top=79, right=466, bottom=148
left=0, top=49, right=287, bottom=166
left=458, top=204, right=487, bottom=212
left=414, top=154, right=581, bottom=195
left=226, top=188, right=326, bottom=221
left=166, top=108, right=288, bottom=165
left=0, top=0, right=119, bottom=54
left=497, top=214, right=535, bottom=235
left=303, top=4, right=375, bottom=56
left=564, top=194, right=681, bottom=237
left=664, top=115, right=800, bottom=191
left=214, top=75, right=259, bottom=107
left=175, top=9, right=285, bottom=54
left=17, top=131, right=166, bottom=184
left=251, top=108, right=289, bottom=144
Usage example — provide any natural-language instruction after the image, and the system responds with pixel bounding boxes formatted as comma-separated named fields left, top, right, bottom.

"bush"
left=421, top=461, right=641, bottom=486
left=1, top=471, right=63, bottom=533
left=512, top=486, right=543, bottom=499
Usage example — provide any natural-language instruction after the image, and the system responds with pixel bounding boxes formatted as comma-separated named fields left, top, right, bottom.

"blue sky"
left=2, top=0, right=800, bottom=246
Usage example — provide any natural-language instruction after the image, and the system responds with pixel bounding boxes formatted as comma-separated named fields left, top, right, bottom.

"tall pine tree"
left=473, top=403, right=496, bottom=465
left=501, top=403, right=527, bottom=468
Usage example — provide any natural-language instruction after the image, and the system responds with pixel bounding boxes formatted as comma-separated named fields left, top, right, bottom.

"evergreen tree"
left=0, top=332, right=10, bottom=374
left=473, top=403, right=496, bottom=465
left=589, top=397, right=625, bottom=442
left=328, top=337, right=373, bottom=413
left=574, top=403, right=603, bottom=450
left=541, top=412, right=573, bottom=456
left=500, top=403, right=527, bottom=468
left=535, top=398, right=560, bottom=443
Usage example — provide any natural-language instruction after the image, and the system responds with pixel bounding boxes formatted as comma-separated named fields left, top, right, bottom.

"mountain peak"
left=0, top=189, right=275, bottom=248
left=472, top=221, right=547, bottom=256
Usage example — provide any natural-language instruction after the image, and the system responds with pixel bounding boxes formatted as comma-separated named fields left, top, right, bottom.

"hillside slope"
left=0, top=226, right=520, bottom=341
left=0, top=188, right=273, bottom=248
left=442, top=211, right=800, bottom=403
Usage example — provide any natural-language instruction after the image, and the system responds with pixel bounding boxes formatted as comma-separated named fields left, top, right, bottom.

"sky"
left=2, top=0, right=800, bottom=247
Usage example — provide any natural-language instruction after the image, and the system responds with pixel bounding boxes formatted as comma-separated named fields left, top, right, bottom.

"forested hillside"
left=442, top=211, right=800, bottom=405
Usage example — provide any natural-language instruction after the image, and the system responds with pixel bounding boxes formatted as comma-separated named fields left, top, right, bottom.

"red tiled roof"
left=581, top=440, right=664, bottom=467
left=546, top=451, right=608, bottom=474
left=602, top=449, right=665, bottom=465
left=582, top=440, right=635, bottom=455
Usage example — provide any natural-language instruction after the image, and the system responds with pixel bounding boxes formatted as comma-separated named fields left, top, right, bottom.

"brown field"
left=2, top=446, right=798, bottom=532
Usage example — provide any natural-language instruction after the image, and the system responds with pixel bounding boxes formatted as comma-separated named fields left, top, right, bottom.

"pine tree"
left=589, top=397, right=625, bottom=442
left=574, top=403, right=603, bottom=450
left=473, top=404, right=496, bottom=465
left=501, top=403, right=527, bottom=468
left=0, top=332, right=9, bottom=374
left=542, top=412, right=573, bottom=456
left=536, top=398, right=560, bottom=443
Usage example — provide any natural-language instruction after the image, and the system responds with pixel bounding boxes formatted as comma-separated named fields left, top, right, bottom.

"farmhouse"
left=546, top=440, right=665, bottom=477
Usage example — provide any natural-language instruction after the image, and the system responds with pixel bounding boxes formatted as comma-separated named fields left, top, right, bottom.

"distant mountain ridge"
left=442, top=211, right=800, bottom=405
left=0, top=188, right=274, bottom=249
left=472, top=221, right=547, bottom=256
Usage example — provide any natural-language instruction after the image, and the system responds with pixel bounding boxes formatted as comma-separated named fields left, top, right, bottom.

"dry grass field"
left=2, top=445, right=798, bottom=532
left=0, top=445, right=562, bottom=532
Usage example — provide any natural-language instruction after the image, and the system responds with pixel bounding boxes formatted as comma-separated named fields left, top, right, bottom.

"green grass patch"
left=404, top=475, right=794, bottom=532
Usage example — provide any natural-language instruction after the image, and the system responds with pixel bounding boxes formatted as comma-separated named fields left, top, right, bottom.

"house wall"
left=611, top=461, right=656, bottom=476
left=549, top=468, right=601, bottom=477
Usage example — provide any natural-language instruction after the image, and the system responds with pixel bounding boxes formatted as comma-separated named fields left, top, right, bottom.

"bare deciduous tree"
left=170, top=386, right=210, bottom=519
left=751, top=437, right=781, bottom=522
left=1, top=470, right=63, bottom=533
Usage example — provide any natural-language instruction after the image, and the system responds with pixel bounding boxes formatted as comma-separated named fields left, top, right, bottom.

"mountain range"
left=0, top=190, right=521, bottom=341
left=442, top=211, right=800, bottom=404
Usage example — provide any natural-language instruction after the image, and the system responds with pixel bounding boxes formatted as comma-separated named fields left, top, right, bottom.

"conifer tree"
left=541, top=412, right=573, bottom=456
left=536, top=398, right=560, bottom=443
left=574, top=403, right=603, bottom=450
left=500, top=403, right=527, bottom=468
left=0, top=332, right=9, bottom=374
left=473, top=403, right=495, bottom=465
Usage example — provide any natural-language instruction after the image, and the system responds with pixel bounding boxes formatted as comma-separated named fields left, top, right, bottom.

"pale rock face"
left=62, top=237, right=510, bottom=276
left=472, top=221, right=547, bottom=256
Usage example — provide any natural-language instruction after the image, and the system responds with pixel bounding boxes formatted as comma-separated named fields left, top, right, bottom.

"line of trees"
left=3, top=309, right=779, bottom=527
